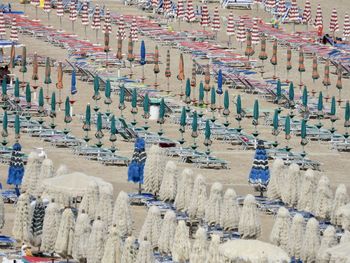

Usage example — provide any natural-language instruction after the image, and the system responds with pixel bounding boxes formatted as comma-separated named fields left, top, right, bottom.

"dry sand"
left=0, top=0, right=350, bottom=246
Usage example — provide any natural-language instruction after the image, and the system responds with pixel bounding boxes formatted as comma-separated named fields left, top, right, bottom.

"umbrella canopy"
left=322, top=59, right=331, bottom=87
left=154, top=45, right=160, bottom=74
left=285, top=115, right=291, bottom=139
left=177, top=53, right=185, bottom=81
left=312, top=54, right=320, bottom=81
left=91, top=4, right=101, bottom=29
left=302, top=0, right=312, bottom=24
left=177, top=0, right=184, bottom=19
left=69, top=0, right=77, bottom=22
left=186, top=0, right=195, bottom=22
left=55, top=0, right=63, bottom=17
left=236, top=17, right=246, bottom=43
left=130, top=18, right=138, bottom=42
left=219, top=240, right=290, bottom=262
left=329, top=8, right=339, bottom=33
left=227, top=11, right=234, bottom=36
left=253, top=99, right=259, bottom=123
left=289, top=82, right=295, bottom=102
left=165, top=50, right=171, bottom=78
left=71, top=70, right=77, bottom=95
left=110, top=115, right=117, bottom=137
left=64, top=96, right=72, bottom=123
left=0, top=10, right=5, bottom=38
left=83, top=104, right=91, bottom=131
left=314, top=4, right=323, bottom=29
left=32, top=53, right=39, bottom=81
left=298, top=48, right=305, bottom=72
left=344, top=13, right=350, bottom=39
left=200, top=4, right=210, bottom=28
left=127, top=35, right=134, bottom=62
left=81, top=1, right=89, bottom=26
left=25, top=83, right=31, bottom=105
left=217, top=70, right=223, bottom=95
left=251, top=18, right=260, bottom=45
left=140, top=40, right=146, bottom=66
left=44, top=57, right=52, bottom=85
left=191, top=111, right=198, bottom=138
left=104, top=79, right=111, bottom=105
left=199, top=82, right=204, bottom=105
left=103, top=9, right=112, bottom=34
left=118, top=15, right=126, bottom=40
left=10, top=18, right=18, bottom=42
left=211, top=7, right=220, bottom=32
left=19, top=46, right=27, bottom=73
left=270, top=39, right=278, bottom=65
left=143, top=93, right=150, bottom=118
left=288, top=0, right=299, bottom=23
left=277, top=0, right=287, bottom=16
left=330, top=96, right=336, bottom=117
left=223, top=90, right=230, bottom=116
left=116, top=33, right=123, bottom=60
left=50, top=91, right=56, bottom=117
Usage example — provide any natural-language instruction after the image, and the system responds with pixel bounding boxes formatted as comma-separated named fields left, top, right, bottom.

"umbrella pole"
left=84, top=26, right=87, bottom=40
left=59, top=90, right=62, bottom=111
left=142, top=65, right=145, bottom=83
left=228, top=35, right=231, bottom=47
left=299, top=72, right=303, bottom=89
left=96, top=29, right=99, bottom=44
left=105, top=51, right=108, bottom=70
left=167, top=77, right=170, bottom=94
left=35, top=6, right=38, bottom=21
left=60, top=17, right=63, bottom=32
left=72, top=21, right=74, bottom=33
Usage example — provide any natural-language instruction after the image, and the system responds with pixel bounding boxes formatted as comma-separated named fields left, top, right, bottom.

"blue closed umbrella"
left=127, top=138, right=147, bottom=193
left=7, top=142, right=25, bottom=186
left=71, top=70, right=77, bottom=95
left=140, top=40, right=146, bottom=65
left=217, top=69, right=223, bottom=95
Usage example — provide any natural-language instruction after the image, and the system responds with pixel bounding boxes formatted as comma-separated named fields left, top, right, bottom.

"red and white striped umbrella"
left=226, top=11, right=234, bottom=36
left=254, top=0, right=262, bottom=3
left=177, top=0, right=184, bottom=20
left=186, top=0, right=195, bottom=23
left=151, top=0, right=158, bottom=9
left=302, top=0, right=311, bottom=24
left=344, top=13, right=350, bottom=39
left=103, top=9, right=112, bottom=34
left=130, top=18, right=138, bottom=42
left=31, top=0, right=39, bottom=6
left=118, top=15, right=126, bottom=40
left=91, top=4, right=101, bottom=30
left=211, top=7, right=220, bottom=32
left=277, top=0, right=286, bottom=16
left=314, top=4, right=323, bottom=29
left=329, top=8, right=339, bottom=33
left=0, top=10, right=5, bottom=38
left=288, top=0, right=299, bottom=23
left=81, top=1, right=89, bottom=26
left=56, top=0, right=63, bottom=17
left=43, top=0, right=51, bottom=13
left=163, top=0, right=170, bottom=14
left=236, top=17, right=246, bottom=43
left=69, top=0, right=77, bottom=22
left=251, top=18, right=260, bottom=45
left=264, top=0, right=276, bottom=10
left=10, top=18, right=18, bottom=42
left=200, top=4, right=210, bottom=28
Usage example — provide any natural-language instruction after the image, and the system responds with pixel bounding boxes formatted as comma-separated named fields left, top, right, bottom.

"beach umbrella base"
left=285, top=145, right=292, bottom=152
left=252, top=131, right=259, bottom=137
left=178, top=138, right=185, bottom=145
left=198, top=111, right=204, bottom=118
left=50, top=122, right=56, bottom=129
left=272, top=141, right=279, bottom=148
left=96, top=141, right=103, bottom=148
left=94, top=105, right=100, bottom=112
left=191, top=143, right=198, bottom=150
left=223, top=121, right=230, bottom=128
left=38, top=118, right=44, bottom=125
left=1, top=139, right=7, bottom=146
left=158, top=130, right=164, bottom=136
left=63, top=128, right=70, bottom=135
left=83, top=136, right=90, bottom=143
left=110, top=146, right=117, bottom=153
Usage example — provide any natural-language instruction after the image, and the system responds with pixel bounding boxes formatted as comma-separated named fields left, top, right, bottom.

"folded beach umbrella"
left=300, top=119, right=307, bottom=148
left=177, top=53, right=185, bottom=97
left=272, top=109, right=279, bottom=136
left=317, top=92, right=323, bottom=116
left=38, top=87, right=44, bottom=114
left=302, top=86, right=308, bottom=109
left=119, top=85, right=126, bottom=116
left=191, top=60, right=196, bottom=97
left=336, top=65, right=343, bottom=102
left=186, top=0, right=195, bottom=23
left=44, top=57, right=52, bottom=85
left=191, top=111, right=198, bottom=141
left=298, top=48, right=305, bottom=87
left=236, top=18, right=246, bottom=46
left=312, top=54, right=319, bottom=84
left=344, top=101, right=350, bottom=131
left=116, top=32, right=123, bottom=62
left=204, top=64, right=210, bottom=93
left=127, top=137, right=146, bottom=188
left=200, top=4, right=210, bottom=30
left=275, top=79, right=281, bottom=103
left=64, top=96, right=72, bottom=124
left=69, top=0, right=77, bottom=32
left=154, top=45, right=160, bottom=87
left=2, top=111, right=8, bottom=139
left=0, top=10, right=5, bottom=39
left=245, top=31, right=255, bottom=59
left=179, top=107, right=186, bottom=143
left=71, top=70, right=77, bottom=95
left=212, top=7, right=220, bottom=38
left=10, top=18, right=18, bottom=43
left=92, top=75, right=100, bottom=101
left=286, top=45, right=292, bottom=82
left=177, top=0, right=184, bottom=21
left=7, top=141, right=24, bottom=186
left=302, top=0, right=311, bottom=26
left=14, top=114, right=20, bottom=141
left=285, top=115, right=291, bottom=140
left=253, top=99, right=259, bottom=126
left=165, top=50, right=171, bottom=94
left=210, top=86, right=216, bottom=112
left=270, top=39, right=278, bottom=79
left=9, top=43, right=15, bottom=69
left=14, top=78, right=20, bottom=103
left=251, top=18, right=259, bottom=45
left=322, top=59, right=331, bottom=97
left=277, top=0, right=286, bottom=16
left=103, top=9, right=112, bottom=34
left=56, top=0, right=64, bottom=30
left=32, top=53, right=39, bottom=84
left=314, top=4, right=323, bottom=30
left=185, top=78, right=191, bottom=104
left=259, top=35, right=268, bottom=76
left=288, top=82, right=295, bottom=107
left=110, top=115, right=117, bottom=144
left=330, top=96, right=336, bottom=121
left=118, top=15, right=126, bottom=40
left=130, top=18, right=138, bottom=42
left=227, top=11, right=234, bottom=46
left=25, top=83, right=31, bottom=107
left=104, top=79, right=112, bottom=107
left=19, top=46, right=27, bottom=76
left=217, top=69, right=223, bottom=95
left=127, top=34, right=135, bottom=73
left=1, top=77, right=7, bottom=102
left=83, top=104, right=91, bottom=132
left=80, top=2, right=89, bottom=38
left=158, top=98, right=165, bottom=136
left=95, top=112, right=103, bottom=143
left=236, top=94, right=242, bottom=117
left=198, top=81, right=204, bottom=106
left=204, top=119, right=212, bottom=150
left=143, top=93, right=150, bottom=130
left=265, top=0, right=276, bottom=10
left=289, top=0, right=299, bottom=32
left=131, top=88, right=138, bottom=125
left=44, top=0, right=51, bottom=24
left=223, top=90, right=230, bottom=117
left=344, top=13, right=350, bottom=39
left=329, top=8, right=339, bottom=34
left=50, top=92, right=56, bottom=128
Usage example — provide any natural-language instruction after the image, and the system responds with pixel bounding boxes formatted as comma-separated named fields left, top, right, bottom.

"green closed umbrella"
left=329, top=96, right=337, bottom=134
left=2, top=78, right=8, bottom=101
left=44, top=57, right=52, bottom=84
left=14, top=114, right=20, bottom=140
left=199, top=81, right=204, bottom=106
left=20, top=46, right=27, bottom=74
left=204, top=119, right=212, bottom=151
left=110, top=115, right=117, bottom=149
left=179, top=106, right=186, bottom=144
left=276, top=79, right=281, bottom=103
left=185, top=78, right=191, bottom=104
left=302, top=86, right=308, bottom=107
left=285, top=115, right=291, bottom=139
left=50, top=92, right=56, bottom=114
left=25, top=83, right=31, bottom=106
left=191, top=111, right=198, bottom=149
left=301, top=119, right=307, bottom=149
left=93, top=76, right=101, bottom=102
left=64, top=96, right=72, bottom=124
left=38, top=87, right=44, bottom=114
left=344, top=101, right=350, bottom=132
left=119, top=85, right=126, bottom=117
left=210, top=87, right=216, bottom=109
left=317, top=92, right=323, bottom=114
left=158, top=98, right=165, bottom=136
left=236, top=95, right=242, bottom=116
left=104, top=79, right=112, bottom=105
left=223, top=90, right=230, bottom=116
left=143, top=93, right=150, bottom=130
left=96, top=112, right=103, bottom=137
left=272, top=109, right=279, bottom=135
left=131, top=88, right=138, bottom=125
left=288, top=81, right=294, bottom=103
left=2, top=111, right=8, bottom=138
left=14, top=78, right=20, bottom=103
left=83, top=104, right=91, bottom=131
left=253, top=99, right=259, bottom=137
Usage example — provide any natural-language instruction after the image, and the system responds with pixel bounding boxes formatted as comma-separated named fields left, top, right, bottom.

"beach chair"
left=0, top=236, right=16, bottom=247
left=222, top=0, right=253, bottom=10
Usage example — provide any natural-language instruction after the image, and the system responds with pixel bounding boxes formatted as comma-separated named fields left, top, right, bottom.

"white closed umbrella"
left=189, top=227, right=207, bottom=263
left=219, top=239, right=290, bottom=262
left=159, top=161, right=177, bottom=202
left=55, top=164, right=68, bottom=177
left=172, top=220, right=191, bottom=262
left=288, top=213, right=304, bottom=260
left=270, top=207, right=291, bottom=251
left=317, top=225, right=337, bottom=262
left=143, top=145, right=167, bottom=196
left=21, top=152, right=42, bottom=196
left=314, top=176, right=333, bottom=220
left=121, top=236, right=137, bottom=263
left=37, top=158, right=54, bottom=196
left=188, top=175, right=207, bottom=220
left=281, top=163, right=300, bottom=207
left=112, top=191, right=133, bottom=237
left=298, top=169, right=317, bottom=212
left=136, top=239, right=155, bottom=263
left=158, top=210, right=176, bottom=255
left=206, top=234, right=223, bottom=263
left=12, top=192, right=30, bottom=242
left=221, top=188, right=240, bottom=230
left=95, top=183, right=114, bottom=227
left=339, top=204, right=350, bottom=231
left=79, top=180, right=99, bottom=220
left=101, top=224, right=123, bottom=263
left=139, top=206, right=162, bottom=249
left=72, top=210, right=91, bottom=261
left=175, top=168, right=194, bottom=212
left=0, top=195, right=4, bottom=229
left=331, top=184, right=349, bottom=225
left=238, top=194, right=261, bottom=239
left=205, top=182, right=223, bottom=226
left=55, top=207, right=75, bottom=258
left=87, top=217, right=107, bottom=263
left=41, top=199, right=61, bottom=253
left=267, top=159, right=285, bottom=200
left=324, top=242, right=350, bottom=262
left=301, top=218, right=320, bottom=263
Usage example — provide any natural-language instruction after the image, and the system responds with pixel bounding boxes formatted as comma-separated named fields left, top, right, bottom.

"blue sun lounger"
left=0, top=235, right=16, bottom=247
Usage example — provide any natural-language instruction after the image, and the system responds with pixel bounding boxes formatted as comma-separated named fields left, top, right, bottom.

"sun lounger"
left=1, top=189, right=18, bottom=203
left=0, top=236, right=16, bottom=247
left=191, top=155, right=229, bottom=169
left=98, top=154, right=130, bottom=166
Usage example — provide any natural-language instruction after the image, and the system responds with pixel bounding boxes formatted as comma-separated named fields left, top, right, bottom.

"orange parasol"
left=177, top=53, right=185, bottom=97
left=259, top=35, right=268, bottom=77
left=298, top=48, right=305, bottom=88
left=244, top=31, right=255, bottom=59
left=270, top=39, right=278, bottom=79
left=286, top=45, right=292, bottom=82
left=336, top=64, right=343, bottom=103
left=56, top=62, right=63, bottom=108
left=127, top=34, right=134, bottom=78
left=153, top=45, right=160, bottom=88
left=191, top=59, right=196, bottom=102
left=322, top=59, right=331, bottom=100
left=165, top=49, right=171, bottom=94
